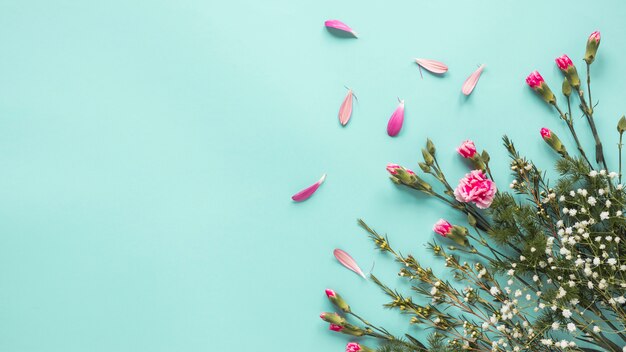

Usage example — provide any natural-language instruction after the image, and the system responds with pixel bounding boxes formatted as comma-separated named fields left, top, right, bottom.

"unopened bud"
left=320, top=312, right=345, bottom=325
left=541, top=128, right=568, bottom=157
left=426, top=138, right=436, bottom=154
left=325, top=289, right=350, bottom=313
left=584, top=31, right=601, bottom=65
left=562, top=77, right=571, bottom=97
left=618, top=115, right=626, bottom=134
left=422, top=148, right=434, bottom=166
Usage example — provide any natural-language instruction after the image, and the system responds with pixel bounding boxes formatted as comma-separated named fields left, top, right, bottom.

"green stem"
left=577, top=88, right=609, bottom=170
left=552, top=102, right=593, bottom=168
left=587, top=64, right=593, bottom=114
left=617, top=133, right=624, bottom=183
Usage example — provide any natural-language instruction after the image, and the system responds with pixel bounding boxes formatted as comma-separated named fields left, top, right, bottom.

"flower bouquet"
left=320, top=32, right=626, bottom=352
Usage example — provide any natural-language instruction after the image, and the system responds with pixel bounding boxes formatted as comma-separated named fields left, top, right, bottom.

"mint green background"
left=1, top=1, right=625, bottom=351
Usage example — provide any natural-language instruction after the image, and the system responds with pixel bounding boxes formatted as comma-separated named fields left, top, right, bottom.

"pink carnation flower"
left=555, top=54, right=574, bottom=71
left=525, top=71, right=545, bottom=89
left=454, top=170, right=497, bottom=209
left=346, top=342, right=362, bottom=352
left=325, top=289, right=336, bottom=298
left=540, top=128, right=551, bottom=140
left=329, top=324, right=343, bottom=332
left=433, top=219, right=452, bottom=237
left=457, top=140, right=477, bottom=158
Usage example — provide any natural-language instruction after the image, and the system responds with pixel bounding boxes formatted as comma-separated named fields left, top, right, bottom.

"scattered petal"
left=462, top=64, right=485, bottom=96
left=333, top=249, right=367, bottom=279
left=338, top=88, right=354, bottom=126
left=292, top=174, right=326, bottom=202
left=414, top=58, right=448, bottom=74
left=387, top=99, right=405, bottom=137
left=324, top=20, right=358, bottom=37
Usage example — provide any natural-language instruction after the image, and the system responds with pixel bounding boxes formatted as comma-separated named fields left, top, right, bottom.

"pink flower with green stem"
left=556, top=54, right=581, bottom=89
left=526, top=71, right=556, bottom=105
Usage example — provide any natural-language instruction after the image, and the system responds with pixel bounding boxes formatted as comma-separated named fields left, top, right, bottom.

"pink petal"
left=333, top=249, right=366, bottom=279
left=324, top=20, right=358, bottom=37
left=338, top=89, right=354, bottom=126
left=462, top=64, right=485, bottom=96
left=414, top=58, right=448, bottom=74
left=387, top=99, right=405, bottom=137
left=291, top=174, right=326, bottom=202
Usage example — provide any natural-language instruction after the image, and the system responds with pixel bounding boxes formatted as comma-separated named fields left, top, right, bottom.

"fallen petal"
left=462, top=64, right=485, bottom=96
left=338, top=89, right=354, bottom=126
left=387, top=99, right=405, bottom=137
left=333, top=249, right=366, bottom=279
left=414, top=58, right=448, bottom=74
left=324, top=19, right=358, bottom=37
left=291, top=174, right=326, bottom=202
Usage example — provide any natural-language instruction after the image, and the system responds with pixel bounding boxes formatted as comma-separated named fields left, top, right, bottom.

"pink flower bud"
left=526, top=71, right=556, bottom=104
left=386, top=163, right=415, bottom=175
left=555, top=54, right=574, bottom=71
left=386, top=163, right=401, bottom=175
left=433, top=219, right=453, bottom=237
left=525, top=71, right=545, bottom=89
left=457, top=140, right=477, bottom=158
left=541, top=128, right=568, bottom=157
left=320, top=312, right=345, bottom=325
left=346, top=342, right=362, bottom=352
left=585, top=31, right=601, bottom=64
left=329, top=324, right=343, bottom=332
left=325, top=289, right=336, bottom=298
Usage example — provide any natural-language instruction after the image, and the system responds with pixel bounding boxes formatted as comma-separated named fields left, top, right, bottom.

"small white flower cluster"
left=529, top=171, right=625, bottom=348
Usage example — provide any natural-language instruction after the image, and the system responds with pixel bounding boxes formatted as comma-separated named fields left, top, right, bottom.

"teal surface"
left=1, top=1, right=626, bottom=351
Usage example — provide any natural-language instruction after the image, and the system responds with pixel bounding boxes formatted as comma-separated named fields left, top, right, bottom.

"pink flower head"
left=555, top=54, right=574, bottom=71
left=454, top=170, right=497, bottom=209
left=457, top=140, right=477, bottom=158
left=346, top=342, right=362, bottom=352
left=589, top=31, right=601, bottom=44
left=540, top=128, right=551, bottom=140
left=433, top=219, right=453, bottom=237
left=386, top=163, right=415, bottom=175
left=329, top=324, right=343, bottom=332
left=525, top=71, right=545, bottom=89
left=325, top=289, right=336, bottom=298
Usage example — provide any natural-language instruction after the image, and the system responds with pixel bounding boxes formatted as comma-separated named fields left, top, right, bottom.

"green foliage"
left=376, top=340, right=418, bottom=352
